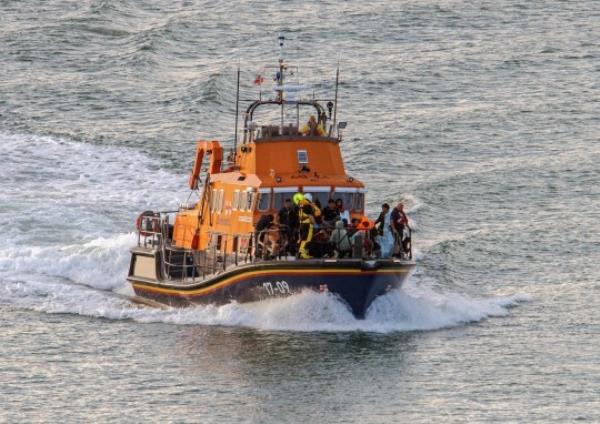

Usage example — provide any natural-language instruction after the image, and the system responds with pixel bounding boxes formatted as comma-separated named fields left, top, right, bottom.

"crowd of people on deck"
left=255, top=193, right=412, bottom=261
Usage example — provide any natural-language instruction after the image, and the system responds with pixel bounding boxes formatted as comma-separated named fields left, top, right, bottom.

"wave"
left=0, top=271, right=527, bottom=333
left=0, top=132, right=188, bottom=244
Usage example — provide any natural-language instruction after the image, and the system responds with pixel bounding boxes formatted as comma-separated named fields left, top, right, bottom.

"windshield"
left=353, top=193, right=364, bottom=212
left=273, top=191, right=296, bottom=211
left=332, top=192, right=353, bottom=211
left=304, top=191, right=330, bottom=209
left=257, top=192, right=271, bottom=212
left=247, top=102, right=329, bottom=141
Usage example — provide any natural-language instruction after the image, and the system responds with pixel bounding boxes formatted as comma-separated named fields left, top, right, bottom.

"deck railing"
left=135, top=212, right=412, bottom=283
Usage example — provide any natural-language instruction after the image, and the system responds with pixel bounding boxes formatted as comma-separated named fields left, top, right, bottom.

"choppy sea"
left=1, top=1, right=598, bottom=422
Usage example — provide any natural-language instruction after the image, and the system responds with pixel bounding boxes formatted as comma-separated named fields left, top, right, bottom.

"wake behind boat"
left=127, top=37, right=415, bottom=318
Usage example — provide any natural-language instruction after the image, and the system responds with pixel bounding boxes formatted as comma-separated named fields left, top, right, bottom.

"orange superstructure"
left=172, top=127, right=366, bottom=252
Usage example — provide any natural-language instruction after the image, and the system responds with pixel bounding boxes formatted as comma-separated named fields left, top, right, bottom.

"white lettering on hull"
left=262, top=280, right=291, bottom=296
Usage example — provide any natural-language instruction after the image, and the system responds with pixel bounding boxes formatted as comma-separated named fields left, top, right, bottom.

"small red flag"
left=254, top=75, right=264, bottom=86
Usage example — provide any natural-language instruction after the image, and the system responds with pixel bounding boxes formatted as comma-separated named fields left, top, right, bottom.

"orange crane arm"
left=188, top=140, right=223, bottom=190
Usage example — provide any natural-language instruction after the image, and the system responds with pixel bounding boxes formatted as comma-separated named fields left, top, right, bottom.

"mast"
left=233, top=63, right=240, bottom=161
left=278, top=34, right=285, bottom=129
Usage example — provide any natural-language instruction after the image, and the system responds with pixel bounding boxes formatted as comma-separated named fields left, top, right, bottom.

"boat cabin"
left=171, top=57, right=366, bottom=255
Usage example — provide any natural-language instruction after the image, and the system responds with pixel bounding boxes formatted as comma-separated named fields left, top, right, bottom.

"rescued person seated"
left=329, top=220, right=352, bottom=258
left=307, top=229, right=334, bottom=258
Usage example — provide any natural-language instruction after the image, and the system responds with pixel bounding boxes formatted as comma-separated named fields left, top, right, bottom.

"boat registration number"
left=262, top=281, right=291, bottom=296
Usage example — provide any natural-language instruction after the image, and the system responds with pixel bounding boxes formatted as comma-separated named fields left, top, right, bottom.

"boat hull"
left=128, top=249, right=414, bottom=318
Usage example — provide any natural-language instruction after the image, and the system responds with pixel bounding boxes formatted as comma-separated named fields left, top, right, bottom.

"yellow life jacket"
left=299, top=200, right=319, bottom=224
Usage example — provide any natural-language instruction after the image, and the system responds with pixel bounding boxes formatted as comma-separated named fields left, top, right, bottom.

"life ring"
left=136, top=211, right=159, bottom=237
left=358, top=217, right=374, bottom=230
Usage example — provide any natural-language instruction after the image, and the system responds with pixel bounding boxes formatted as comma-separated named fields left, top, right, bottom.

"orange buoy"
left=136, top=211, right=158, bottom=237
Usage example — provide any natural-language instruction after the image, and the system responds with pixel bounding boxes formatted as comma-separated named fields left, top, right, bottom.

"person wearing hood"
left=329, top=220, right=352, bottom=258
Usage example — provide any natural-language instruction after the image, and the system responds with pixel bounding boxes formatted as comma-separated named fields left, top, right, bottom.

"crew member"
left=297, top=193, right=319, bottom=259
left=300, top=115, right=325, bottom=136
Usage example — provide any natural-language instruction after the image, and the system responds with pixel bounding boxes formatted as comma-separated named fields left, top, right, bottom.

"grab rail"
left=135, top=212, right=413, bottom=282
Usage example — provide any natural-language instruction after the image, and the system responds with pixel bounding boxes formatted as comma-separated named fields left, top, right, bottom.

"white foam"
left=0, top=132, right=527, bottom=333
left=0, top=233, right=135, bottom=291
left=0, top=131, right=187, bottom=290
left=0, top=275, right=528, bottom=333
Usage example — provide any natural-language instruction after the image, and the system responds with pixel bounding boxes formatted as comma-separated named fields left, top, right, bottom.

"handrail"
left=135, top=212, right=414, bottom=283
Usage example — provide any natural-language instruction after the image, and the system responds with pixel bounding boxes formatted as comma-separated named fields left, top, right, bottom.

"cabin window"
left=257, top=192, right=271, bottom=212
left=219, top=189, right=225, bottom=213
left=302, top=186, right=331, bottom=209
left=209, top=233, right=222, bottom=250
left=246, top=190, right=254, bottom=211
left=332, top=191, right=354, bottom=212
left=272, top=187, right=299, bottom=210
left=297, top=150, right=308, bottom=164
left=273, top=192, right=293, bottom=210
left=210, top=189, right=218, bottom=211
left=304, top=192, right=330, bottom=209
left=232, top=190, right=240, bottom=210
left=353, top=193, right=364, bottom=212
left=239, top=191, right=247, bottom=212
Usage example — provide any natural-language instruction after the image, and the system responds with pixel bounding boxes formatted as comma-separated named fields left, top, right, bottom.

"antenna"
left=332, top=62, right=340, bottom=135
left=278, top=33, right=285, bottom=62
left=276, top=33, right=286, bottom=101
left=277, top=34, right=285, bottom=127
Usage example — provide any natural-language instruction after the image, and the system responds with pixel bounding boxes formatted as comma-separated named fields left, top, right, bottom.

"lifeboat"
left=127, top=38, right=415, bottom=318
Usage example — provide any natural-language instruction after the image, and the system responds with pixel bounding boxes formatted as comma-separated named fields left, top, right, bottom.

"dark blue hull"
left=128, top=250, right=414, bottom=318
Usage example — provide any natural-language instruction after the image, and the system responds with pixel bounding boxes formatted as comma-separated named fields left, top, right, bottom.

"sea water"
left=1, top=1, right=598, bottom=422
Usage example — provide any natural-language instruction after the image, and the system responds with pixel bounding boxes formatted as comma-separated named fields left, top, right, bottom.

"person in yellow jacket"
left=296, top=193, right=321, bottom=259
left=300, top=115, right=325, bottom=136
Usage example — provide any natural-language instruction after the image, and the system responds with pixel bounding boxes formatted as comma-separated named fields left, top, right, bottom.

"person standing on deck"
left=335, top=198, right=350, bottom=224
left=375, top=203, right=394, bottom=258
left=391, top=203, right=410, bottom=257
left=297, top=193, right=317, bottom=259
left=277, top=198, right=299, bottom=255
left=300, top=115, right=325, bottom=136
left=322, top=198, right=340, bottom=227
